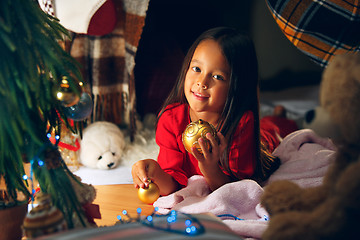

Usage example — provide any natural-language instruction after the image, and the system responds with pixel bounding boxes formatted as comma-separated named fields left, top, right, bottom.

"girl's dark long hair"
left=157, top=27, right=279, bottom=182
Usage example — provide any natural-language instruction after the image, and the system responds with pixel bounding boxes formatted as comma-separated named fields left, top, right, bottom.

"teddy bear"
left=79, top=121, right=125, bottom=169
left=260, top=53, right=360, bottom=240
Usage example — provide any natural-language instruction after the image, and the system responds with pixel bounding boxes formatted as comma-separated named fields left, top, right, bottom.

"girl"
left=132, top=27, right=283, bottom=196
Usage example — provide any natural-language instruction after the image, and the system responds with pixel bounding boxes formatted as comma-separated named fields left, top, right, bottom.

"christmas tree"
left=0, top=0, right=91, bottom=228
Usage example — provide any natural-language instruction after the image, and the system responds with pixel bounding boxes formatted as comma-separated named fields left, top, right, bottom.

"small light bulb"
left=57, top=92, right=63, bottom=100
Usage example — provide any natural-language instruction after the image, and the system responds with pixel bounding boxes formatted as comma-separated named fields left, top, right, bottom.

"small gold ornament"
left=137, top=180, right=160, bottom=204
left=55, top=76, right=82, bottom=107
left=182, top=119, right=218, bottom=154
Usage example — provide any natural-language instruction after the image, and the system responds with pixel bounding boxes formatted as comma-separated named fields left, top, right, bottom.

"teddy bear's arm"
left=261, top=180, right=327, bottom=216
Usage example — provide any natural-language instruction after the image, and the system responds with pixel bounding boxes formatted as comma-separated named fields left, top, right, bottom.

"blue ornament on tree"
left=64, top=92, right=93, bottom=121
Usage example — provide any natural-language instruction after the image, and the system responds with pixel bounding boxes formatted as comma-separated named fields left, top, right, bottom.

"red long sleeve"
left=156, top=103, right=281, bottom=187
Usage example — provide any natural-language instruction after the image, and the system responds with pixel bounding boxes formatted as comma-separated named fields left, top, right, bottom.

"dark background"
left=134, top=0, right=322, bottom=119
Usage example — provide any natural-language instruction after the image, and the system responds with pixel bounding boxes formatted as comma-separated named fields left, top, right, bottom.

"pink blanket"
left=153, top=129, right=336, bottom=239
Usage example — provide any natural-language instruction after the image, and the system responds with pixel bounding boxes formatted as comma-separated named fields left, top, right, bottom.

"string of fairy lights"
left=116, top=208, right=205, bottom=236
left=115, top=207, right=269, bottom=236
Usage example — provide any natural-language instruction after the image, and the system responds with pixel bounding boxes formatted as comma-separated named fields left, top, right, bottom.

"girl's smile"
left=191, top=90, right=209, bottom=100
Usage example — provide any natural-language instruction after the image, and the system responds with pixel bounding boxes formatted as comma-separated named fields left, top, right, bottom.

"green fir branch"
left=0, top=0, right=88, bottom=229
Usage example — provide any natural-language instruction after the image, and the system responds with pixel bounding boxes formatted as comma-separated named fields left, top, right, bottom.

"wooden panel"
left=93, top=184, right=154, bottom=226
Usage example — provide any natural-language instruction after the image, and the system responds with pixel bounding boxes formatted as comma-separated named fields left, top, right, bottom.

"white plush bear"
left=79, top=121, right=125, bottom=170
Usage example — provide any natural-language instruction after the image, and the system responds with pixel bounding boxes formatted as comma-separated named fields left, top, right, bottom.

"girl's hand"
left=192, top=131, right=227, bottom=173
left=191, top=131, right=230, bottom=190
left=131, top=159, right=180, bottom=196
left=131, top=159, right=160, bottom=189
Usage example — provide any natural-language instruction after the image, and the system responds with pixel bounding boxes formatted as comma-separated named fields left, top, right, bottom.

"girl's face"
left=184, top=40, right=230, bottom=122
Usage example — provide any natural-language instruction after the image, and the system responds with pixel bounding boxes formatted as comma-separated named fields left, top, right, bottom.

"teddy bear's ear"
left=319, top=53, right=360, bottom=144
left=303, top=106, right=341, bottom=139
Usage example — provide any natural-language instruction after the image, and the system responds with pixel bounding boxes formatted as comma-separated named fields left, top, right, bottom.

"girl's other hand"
left=192, top=132, right=230, bottom=191
left=192, top=131, right=227, bottom=171
left=131, top=159, right=159, bottom=189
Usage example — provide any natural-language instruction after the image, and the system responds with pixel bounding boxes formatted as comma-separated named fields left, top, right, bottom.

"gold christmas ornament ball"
left=137, top=181, right=160, bottom=204
left=55, top=76, right=82, bottom=107
left=182, top=119, right=218, bottom=154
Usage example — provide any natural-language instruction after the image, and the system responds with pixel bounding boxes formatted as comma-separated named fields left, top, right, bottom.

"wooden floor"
left=23, top=163, right=154, bottom=227
left=93, top=184, right=155, bottom=226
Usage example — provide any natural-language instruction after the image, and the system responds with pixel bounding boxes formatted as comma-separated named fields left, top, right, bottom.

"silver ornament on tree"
left=54, top=76, right=93, bottom=121
left=63, top=92, right=93, bottom=121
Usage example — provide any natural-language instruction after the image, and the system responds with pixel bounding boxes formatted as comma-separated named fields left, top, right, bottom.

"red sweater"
left=156, top=103, right=280, bottom=187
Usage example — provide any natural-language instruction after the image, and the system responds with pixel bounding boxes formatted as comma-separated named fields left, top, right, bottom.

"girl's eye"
left=192, top=66, right=201, bottom=72
left=213, top=75, right=225, bottom=81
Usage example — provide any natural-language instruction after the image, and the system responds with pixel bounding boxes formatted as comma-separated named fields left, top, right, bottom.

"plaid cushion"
left=266, top=0, right=360, bottom=67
